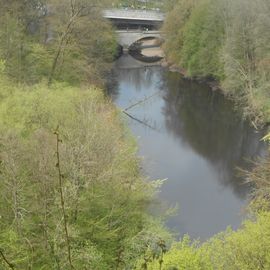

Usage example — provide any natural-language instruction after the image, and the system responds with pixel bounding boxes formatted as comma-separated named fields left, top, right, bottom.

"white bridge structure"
left=103, top=9, right=165, bottom=49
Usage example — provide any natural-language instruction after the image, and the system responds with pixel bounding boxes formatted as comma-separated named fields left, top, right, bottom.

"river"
left=107, top=54, right=268, bottom=240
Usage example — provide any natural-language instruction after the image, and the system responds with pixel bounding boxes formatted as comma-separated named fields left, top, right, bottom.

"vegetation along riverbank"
left=1, top=0, right=270, bottom=269
left=163, top=0, right=270, bottom=127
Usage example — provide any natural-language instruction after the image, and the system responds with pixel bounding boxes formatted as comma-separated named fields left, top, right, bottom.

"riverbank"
left=109, top=55, right=268, bottom=240
left=161, top=56, right=270, bottom=129
left=161, top=59, right=229, bottom=103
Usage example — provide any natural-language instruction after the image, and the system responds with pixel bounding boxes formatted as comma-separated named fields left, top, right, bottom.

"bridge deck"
left=103, top=9, right=165, bottom=22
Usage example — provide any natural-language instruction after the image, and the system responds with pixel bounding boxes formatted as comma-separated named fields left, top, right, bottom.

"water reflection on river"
left=108, top=54, right=268, bottom=240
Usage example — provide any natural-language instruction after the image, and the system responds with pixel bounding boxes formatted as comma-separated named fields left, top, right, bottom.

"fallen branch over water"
left=124, top=91, right=161, bottom=112
left=122, top=91, right=161, bottom=131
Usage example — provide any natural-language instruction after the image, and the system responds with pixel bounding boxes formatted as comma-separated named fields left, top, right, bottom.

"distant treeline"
left=163, top=0, right=270, bottom=125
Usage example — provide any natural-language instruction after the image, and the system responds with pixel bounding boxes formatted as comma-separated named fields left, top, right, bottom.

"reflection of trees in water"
left=161, top=72, right=267, bottom=198
left=107, top=64, right=267, bottom=199
left=107, top=55, right=164, bottom=101
left=105, top=70, right=119, bottom=101
left=108, top=63, right=163, bottom=100
left=117, top=67, right=160, bottom=92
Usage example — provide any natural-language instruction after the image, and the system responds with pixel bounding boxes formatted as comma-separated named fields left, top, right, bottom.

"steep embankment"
left=0, top=80, right=171, bottom=269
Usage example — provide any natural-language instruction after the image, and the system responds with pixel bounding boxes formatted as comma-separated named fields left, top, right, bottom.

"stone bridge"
left=103, top=9, right=165, bottom=49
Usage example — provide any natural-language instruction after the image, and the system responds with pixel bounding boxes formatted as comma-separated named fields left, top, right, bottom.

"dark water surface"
left=108, top=54, right=268, bottom=240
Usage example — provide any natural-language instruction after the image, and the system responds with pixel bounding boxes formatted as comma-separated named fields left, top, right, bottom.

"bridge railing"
left=115, top=30, right=162, bottom=34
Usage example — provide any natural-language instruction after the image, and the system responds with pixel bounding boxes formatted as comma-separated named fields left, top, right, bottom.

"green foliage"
left=46, top=0, right=118, bottom=86
left=181, top=0, right=224, bottom=78
left=163, top=0, right=270, bottom=124
left=0, top=2, right=169, bottom=269
left=144, top=212, right=270, bottom=269
left=140, top=235, right=212, bottom=269
left=0, top=229, right=30, bottom=268
left=2, top=0, right=270, bottom=269
left=162, top=0, right=199, bottom=65
left=0, top=59, right=5, bottom=73
left=202, top=212, right=270, bottom=269
left=0, top=84, right=168, bottom=269
left=220, top=0, right=270, bottom=124
left=0, top=0, right=117, bottom=86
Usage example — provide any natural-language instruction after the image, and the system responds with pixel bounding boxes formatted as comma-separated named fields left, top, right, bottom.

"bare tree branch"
left=123, top=91, right=161, bottom=112
left=54, top=127, right=74, bottom=269
left=0, top=250, right=15, bottom=270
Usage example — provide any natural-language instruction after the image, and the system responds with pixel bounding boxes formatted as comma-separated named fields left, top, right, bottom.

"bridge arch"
left=116, top=30, right=162, bottom=49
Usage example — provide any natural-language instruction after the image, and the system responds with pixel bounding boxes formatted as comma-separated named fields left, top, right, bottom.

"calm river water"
left=108, top=54, right=268, bottom=240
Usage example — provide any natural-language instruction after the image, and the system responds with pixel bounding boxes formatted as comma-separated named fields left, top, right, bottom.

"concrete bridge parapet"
left=103, top=9, right=165, bottom=22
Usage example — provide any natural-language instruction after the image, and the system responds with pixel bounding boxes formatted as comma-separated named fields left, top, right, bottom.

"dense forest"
left=1, top=0, right=270, bottom=269
left=163, top=0, right=270, bottom=126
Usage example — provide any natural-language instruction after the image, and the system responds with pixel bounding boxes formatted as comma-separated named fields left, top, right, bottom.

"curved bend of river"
left=107, top=54, right=268, bottom=240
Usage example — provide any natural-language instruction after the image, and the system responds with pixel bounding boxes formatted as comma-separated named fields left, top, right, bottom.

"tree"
left=46, top=0, right=117, bottom=86
left=162, top=0, right=199, bottom=65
